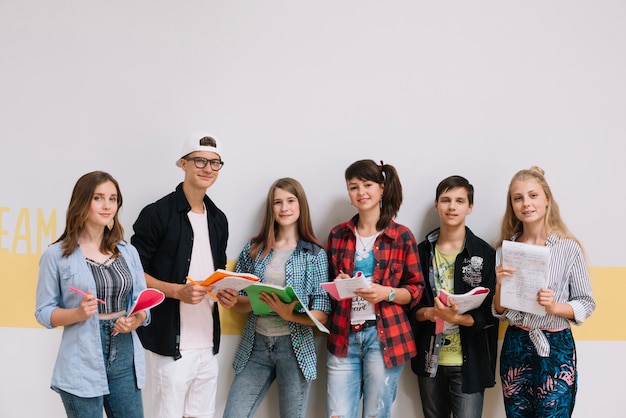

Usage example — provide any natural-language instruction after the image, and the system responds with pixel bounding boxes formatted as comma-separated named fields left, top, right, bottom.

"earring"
left=107, top=219, right=115, bottom=231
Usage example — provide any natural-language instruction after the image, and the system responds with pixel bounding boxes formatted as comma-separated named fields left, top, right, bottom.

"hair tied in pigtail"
left=378, top=160, right=386, bottom=181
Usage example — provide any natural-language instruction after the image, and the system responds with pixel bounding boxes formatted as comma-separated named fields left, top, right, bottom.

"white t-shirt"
left=351, top=231, right=377, bottom=324
left=179, top=209, right=215, bottom=350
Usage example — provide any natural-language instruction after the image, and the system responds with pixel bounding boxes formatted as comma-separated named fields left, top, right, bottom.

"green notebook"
left=245, top=283, right=303, bottom=315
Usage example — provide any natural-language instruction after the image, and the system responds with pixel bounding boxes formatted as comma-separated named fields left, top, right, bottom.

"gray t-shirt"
left=255, top=248, right=293, bottom=336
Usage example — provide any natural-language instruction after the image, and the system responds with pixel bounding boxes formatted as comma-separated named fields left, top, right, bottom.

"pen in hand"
left=186, top=277, right=218, bottom=300
left=69, top=286, right=106, bottom=304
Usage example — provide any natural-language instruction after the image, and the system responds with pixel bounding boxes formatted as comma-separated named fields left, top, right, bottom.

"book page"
left=439, top=287, right=489, bottom=314
left=198, top=269, right=260, bottom=286
left=500, top=240, right=550, bottom=316
left=294, top=292, right=330, bottom=334
left=332, top=272, right=370, bottom=299
left=210, top=276, right=261, bottom=292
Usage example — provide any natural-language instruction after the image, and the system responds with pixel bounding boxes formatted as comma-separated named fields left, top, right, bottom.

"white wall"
left=1, top=1, right=624, bottom=416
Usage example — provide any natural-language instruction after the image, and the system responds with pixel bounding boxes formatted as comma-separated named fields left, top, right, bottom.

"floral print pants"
left=500, top=325, right=577, bottom=418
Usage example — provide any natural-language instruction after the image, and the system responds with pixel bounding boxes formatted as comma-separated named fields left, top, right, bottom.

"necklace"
left=358, top=234, right=377, bottom=253
left=356, top=231, right=378, bottom=261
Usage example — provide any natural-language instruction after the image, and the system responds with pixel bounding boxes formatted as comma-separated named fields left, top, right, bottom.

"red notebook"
left=128, top=288, right=165, bottom=316
left=111, top=289, right=165, bottom=336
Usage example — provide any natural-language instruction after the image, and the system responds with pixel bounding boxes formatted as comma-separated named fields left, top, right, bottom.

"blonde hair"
left=499, top=166, right=583, bottom=249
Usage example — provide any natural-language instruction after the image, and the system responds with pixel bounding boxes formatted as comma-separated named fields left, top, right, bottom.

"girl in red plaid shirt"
left=326, top=159, right=424, bottom=418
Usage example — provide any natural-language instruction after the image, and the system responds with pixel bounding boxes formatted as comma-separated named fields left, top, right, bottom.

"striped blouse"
left=87, top=255, right=134, bottom=314
left=493, top=233, right=596, bottom=356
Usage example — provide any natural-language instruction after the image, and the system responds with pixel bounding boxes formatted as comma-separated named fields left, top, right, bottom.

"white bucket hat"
left=175, top=132, right=221, bottom=167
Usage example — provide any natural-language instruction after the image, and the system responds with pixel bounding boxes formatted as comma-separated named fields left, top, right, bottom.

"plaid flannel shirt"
left=326, top=216, right=424, bottom=368
left=233, top=239, right=331, bottom=381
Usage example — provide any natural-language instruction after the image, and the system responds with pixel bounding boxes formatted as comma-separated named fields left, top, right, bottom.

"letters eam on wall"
left=0, top=207, right=57, bottom=328
left=0, top=207, right=57, bottom=254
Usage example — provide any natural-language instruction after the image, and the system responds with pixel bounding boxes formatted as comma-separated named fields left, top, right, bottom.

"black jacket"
left=131, top=183, right=228, bottom=359
left=409, top=227, right=498, bottom=393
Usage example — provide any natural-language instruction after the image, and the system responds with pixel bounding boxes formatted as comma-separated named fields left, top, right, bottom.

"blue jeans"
left=58, top=320, right=143, bottom=418
left=417, top=366, right=484, bottom=418
left=327, top=326, right=404, bottom=418
left=223, top=334, right=311, bottom=418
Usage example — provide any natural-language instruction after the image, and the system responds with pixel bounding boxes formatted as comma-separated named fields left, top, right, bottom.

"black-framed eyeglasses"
left=184, top=157, right=224, bottom=171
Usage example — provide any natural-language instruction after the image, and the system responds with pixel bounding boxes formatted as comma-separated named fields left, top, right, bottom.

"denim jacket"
left=35, top=241, right=148, bottom=398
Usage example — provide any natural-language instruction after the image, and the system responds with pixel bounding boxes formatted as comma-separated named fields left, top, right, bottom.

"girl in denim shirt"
left=35, top=171, right=148, bottom=418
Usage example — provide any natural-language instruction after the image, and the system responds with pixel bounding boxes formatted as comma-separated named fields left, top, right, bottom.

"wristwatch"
left=387, top=287, right=396, bottom=302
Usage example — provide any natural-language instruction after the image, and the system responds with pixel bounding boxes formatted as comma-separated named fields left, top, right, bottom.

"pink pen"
left=68, top=286, right=106, bottom=304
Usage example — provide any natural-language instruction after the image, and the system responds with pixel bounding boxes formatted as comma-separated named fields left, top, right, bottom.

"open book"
left=187, top=270, right=261, bottom=298
left=438, top=287, right=490, bottom=314
left=435, top=287, right=490, bottom=334
left=245, top=283, right=329, bottom=334
left=195, top=269, right=260, bottom=288
left=246, top=283, right=302, bottom=315
left=320, top=271, right=370, bottom=300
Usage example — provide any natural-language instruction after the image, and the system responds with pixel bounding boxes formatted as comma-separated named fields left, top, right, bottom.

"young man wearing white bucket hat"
left=132, top=133, right=228, bottom=418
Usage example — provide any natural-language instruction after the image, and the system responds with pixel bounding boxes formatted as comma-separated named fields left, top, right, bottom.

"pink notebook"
left=111, top=288, right=165, bottom=336
left=128, top=288, right=165, bottom=316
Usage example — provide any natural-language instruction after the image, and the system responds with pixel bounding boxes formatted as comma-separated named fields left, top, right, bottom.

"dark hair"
left=345, top=159, right=403, bottom=231
left=198, top=136, right=216, bottom=147
left=435, top=175, right=474, bottom=205
left=55, top=171, right=125, bottom=257
left=250, top=177, right=322, bottom=259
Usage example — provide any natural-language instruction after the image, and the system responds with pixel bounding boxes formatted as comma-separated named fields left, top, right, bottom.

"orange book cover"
left=198, top=269, right=260, bottom=286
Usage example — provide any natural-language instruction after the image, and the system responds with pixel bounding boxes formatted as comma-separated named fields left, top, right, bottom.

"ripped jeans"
left=326, top=326, right=403, bottom=418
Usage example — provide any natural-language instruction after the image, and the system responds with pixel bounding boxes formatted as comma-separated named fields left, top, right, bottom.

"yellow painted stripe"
left=496, top=266, right=622, bottom=340
left=1, top=254, right=620, bottom=340
left=223, top=266, right=621, bottom=340
left=1, top=254, right=39, bottom=328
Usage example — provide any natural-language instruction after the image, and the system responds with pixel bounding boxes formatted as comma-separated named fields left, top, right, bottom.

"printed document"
left=500, top=240, right=550, bottom=316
